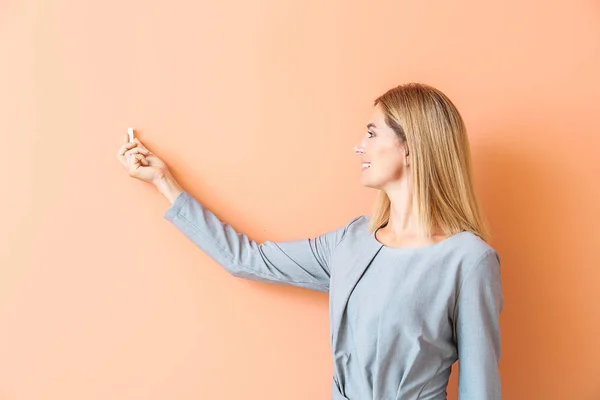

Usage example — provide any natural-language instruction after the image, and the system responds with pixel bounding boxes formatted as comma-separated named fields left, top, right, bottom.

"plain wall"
left=1, top=0, right=599, bottom=398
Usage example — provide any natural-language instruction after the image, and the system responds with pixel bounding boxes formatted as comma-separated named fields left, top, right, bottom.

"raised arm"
left=162, top=187, right=361, bottom=293
left=118, top=137, right=360, bottom=293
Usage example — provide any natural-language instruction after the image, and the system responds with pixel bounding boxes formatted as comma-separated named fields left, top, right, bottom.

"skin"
left=355, top=104, right=447, bottom=248
left=117, top=104, right=447, bottom=248
left=116, top=135, right=182, bottom=204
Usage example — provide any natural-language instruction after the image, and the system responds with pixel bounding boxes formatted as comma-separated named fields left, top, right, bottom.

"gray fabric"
left=164, top=190, right=503, bottom=400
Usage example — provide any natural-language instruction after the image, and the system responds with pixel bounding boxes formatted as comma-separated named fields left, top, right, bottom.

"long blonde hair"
left=369, top=83, right=490, bottom=242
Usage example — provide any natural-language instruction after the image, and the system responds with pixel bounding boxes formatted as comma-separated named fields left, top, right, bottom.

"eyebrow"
left=366, top=123, right=377, bottom=130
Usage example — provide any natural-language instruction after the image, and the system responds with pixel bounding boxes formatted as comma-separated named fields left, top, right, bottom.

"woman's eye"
left=367, top=131, right=374, bottom=138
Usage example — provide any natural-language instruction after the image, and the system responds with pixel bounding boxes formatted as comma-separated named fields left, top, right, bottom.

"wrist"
left=154, top=170, right=183, bottom=204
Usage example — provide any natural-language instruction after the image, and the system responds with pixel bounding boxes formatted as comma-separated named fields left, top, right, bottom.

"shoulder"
left=452, top=232, right=499, bottom=263
left=341, top=215, right=371, bottom=238
left=448, top=232, right=501, bottom=287
left=322, top=215, right=370, bottom=248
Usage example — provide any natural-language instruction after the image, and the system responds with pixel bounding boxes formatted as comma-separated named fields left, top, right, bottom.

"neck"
left=383, top=176, right=420, bottom=236
left=383, top=177, right=441, bottom=239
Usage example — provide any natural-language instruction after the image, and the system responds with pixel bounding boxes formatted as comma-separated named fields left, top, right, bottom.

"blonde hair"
left=369, top=82, right=490, bottom=242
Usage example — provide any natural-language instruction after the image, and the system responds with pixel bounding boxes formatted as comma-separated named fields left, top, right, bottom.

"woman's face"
left=355, top=104, right=408, bottom=190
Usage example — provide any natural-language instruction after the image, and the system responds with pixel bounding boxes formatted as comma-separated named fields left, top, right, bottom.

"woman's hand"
left=116, top=135, right=183, bottom=203
left=116, top=135, right=167, bottom=185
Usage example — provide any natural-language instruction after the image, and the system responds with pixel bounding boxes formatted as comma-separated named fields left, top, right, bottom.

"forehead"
left=367, top=104, right=389, bottom=131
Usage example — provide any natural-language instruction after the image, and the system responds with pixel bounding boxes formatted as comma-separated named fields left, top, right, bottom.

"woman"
left=117, top=82, right=503, bottom=400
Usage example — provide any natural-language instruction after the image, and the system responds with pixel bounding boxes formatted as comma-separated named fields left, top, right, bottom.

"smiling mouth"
left=362, top=162, right=371, bottom=170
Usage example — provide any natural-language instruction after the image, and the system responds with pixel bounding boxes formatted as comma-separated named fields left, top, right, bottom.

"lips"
left=362, top=162, right=371, bottom=169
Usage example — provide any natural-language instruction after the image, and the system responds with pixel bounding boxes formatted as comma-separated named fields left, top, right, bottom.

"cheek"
left=366, top=142, right=385, bottom=159
left=366, top=142, right=404, bottom=172
left=375, top=147, right=403, bottom=169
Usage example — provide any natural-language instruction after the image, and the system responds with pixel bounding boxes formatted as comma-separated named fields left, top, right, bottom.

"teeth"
left=362, top=163, right=371, bottom=168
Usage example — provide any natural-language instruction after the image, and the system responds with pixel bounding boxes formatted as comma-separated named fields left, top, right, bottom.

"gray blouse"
left=164, top=190, right=503, bottom=400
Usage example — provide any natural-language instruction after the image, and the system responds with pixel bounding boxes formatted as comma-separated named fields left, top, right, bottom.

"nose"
left=353, top=145, right=364, bottom=155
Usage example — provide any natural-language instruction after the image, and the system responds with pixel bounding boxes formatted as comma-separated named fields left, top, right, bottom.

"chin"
left=360, top=178, right=379, bottom=189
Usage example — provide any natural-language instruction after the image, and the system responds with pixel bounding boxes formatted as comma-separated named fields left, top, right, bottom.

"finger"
left=131, top=152, right=150, bottom=166
left=117, top=141, right=139, bottom=160
left=134, top=154, right=150, bottom=169
left=124, top=147, right=149, bottom=158
left=129, top=153, right=145, bottom=173
left=118, top=141, right=138, bottom=155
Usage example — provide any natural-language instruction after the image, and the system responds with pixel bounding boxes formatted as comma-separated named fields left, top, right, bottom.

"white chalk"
left=127, top=127, right=134, bottom=143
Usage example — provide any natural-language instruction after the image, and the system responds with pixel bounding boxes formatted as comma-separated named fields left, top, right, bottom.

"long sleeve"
left=164, top=190, right=362, bottom=293
left=455, top=249, right=504, bottom=399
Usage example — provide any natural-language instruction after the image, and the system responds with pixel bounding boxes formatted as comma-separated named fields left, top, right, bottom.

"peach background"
left=1, top=0, right=599, bottom=399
